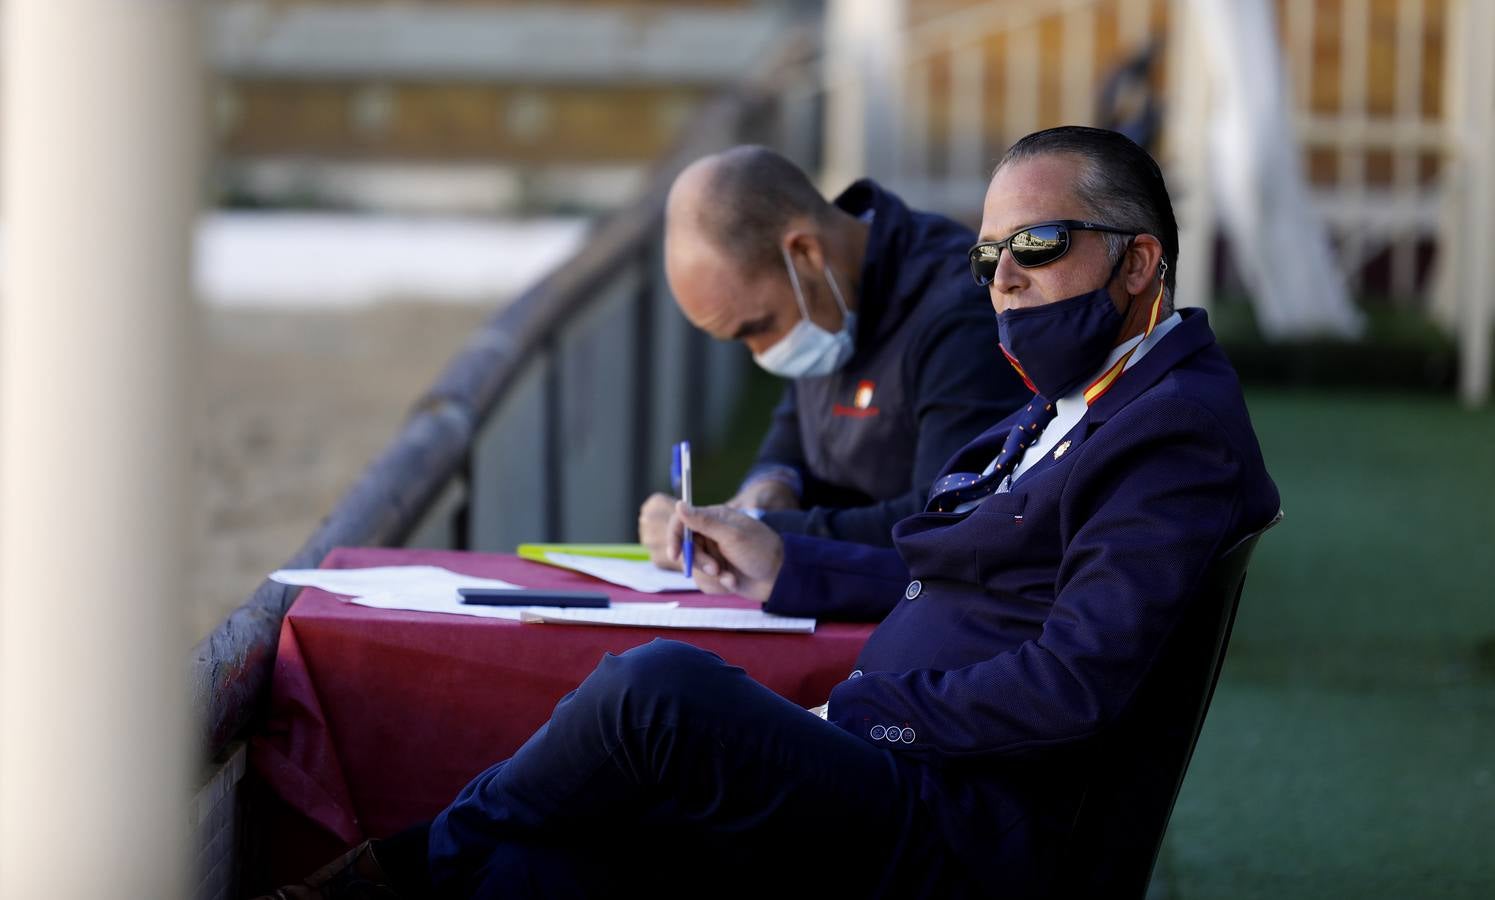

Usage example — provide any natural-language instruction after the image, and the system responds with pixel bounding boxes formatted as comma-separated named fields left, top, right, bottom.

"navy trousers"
left=425, top=639, right=974, bottom=899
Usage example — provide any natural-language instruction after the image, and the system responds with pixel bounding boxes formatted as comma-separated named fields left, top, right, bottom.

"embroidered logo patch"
left=833, top=379, right=880, bottom=418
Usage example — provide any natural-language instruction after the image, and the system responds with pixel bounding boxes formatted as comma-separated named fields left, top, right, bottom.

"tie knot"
left=925, top=395, right=1054, bottom=513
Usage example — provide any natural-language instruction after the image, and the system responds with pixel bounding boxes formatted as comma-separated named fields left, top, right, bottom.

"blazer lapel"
left=1085, top=308, right=1216, bottom=426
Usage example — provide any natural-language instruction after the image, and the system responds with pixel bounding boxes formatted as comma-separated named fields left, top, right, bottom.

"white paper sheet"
left=519, top=606, right=815, bottom=634
left=540, top=552, right=700, bottom=593
left=272, top=565, right=523, bottom=595
left=269, top=565, right=677, bottom=620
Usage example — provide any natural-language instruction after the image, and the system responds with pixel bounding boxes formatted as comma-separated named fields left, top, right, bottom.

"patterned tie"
left=926, top=396, right=1057, bottom=513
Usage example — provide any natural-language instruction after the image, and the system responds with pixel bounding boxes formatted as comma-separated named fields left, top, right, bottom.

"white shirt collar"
left=1051, top=310, right=1183, bottom=418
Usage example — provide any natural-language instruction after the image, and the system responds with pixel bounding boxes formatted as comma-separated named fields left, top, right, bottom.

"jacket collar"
left=1084, top=307, right=1216, bottom=425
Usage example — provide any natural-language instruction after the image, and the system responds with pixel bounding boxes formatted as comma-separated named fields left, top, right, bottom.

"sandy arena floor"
left=188, top=301, right=492, bottom=643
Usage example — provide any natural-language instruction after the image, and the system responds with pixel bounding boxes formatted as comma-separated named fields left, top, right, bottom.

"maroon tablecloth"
left=249, top=546, right=873, bottom=870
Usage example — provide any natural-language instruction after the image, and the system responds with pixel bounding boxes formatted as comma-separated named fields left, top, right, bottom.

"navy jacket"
left=752, top=180, right=1029, bottom=546
left=764, top=310, right=1279, bottom=893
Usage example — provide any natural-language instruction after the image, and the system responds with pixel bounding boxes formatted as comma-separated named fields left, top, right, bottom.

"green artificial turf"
left=1157, top=387, right=1495, bottom=898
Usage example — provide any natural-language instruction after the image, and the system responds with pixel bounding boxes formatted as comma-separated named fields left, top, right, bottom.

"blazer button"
left=904, top=580, right=922, bottom=601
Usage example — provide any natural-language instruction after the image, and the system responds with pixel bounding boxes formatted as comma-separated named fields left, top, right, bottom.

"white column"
left=1453, top=0, right=1495, bottom=406
left=1337, top=0, right=1370, bottom=294
left=1167, top=0, right=1215, bottom=311
left=821, top=0, right=905, bottom=191
left=1186, top=0, right=1362, bottom=337
left=1, top=2, right=202, bottom=898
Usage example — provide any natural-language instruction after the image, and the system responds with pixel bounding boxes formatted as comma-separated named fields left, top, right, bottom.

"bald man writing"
left=639, top=147, right=1029, bottom=565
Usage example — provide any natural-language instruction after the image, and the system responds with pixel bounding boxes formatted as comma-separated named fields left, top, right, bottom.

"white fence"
left=821, top=0, right=1495, bottom=405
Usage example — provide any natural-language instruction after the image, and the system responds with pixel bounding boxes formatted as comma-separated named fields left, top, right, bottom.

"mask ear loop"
left=780, top=246, right=811, bottom=321
left=823, top=264, right=851, bottom=321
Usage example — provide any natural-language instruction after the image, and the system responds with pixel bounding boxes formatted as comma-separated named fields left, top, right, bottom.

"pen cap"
left=672, top=441, right=692, bottom=490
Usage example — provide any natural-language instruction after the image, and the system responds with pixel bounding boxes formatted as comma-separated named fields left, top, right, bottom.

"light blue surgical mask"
left=752, top=247, right=857, bottom=379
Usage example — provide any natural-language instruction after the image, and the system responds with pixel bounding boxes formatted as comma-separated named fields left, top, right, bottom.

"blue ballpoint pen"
left=676, top=441, right=694, bottom=574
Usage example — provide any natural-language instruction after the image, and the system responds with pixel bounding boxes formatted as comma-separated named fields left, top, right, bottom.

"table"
left=249, top=547, right=874, bottom=878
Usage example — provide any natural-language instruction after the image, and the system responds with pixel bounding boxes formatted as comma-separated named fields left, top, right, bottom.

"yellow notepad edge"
left=516, top=543, right=651, bottom=565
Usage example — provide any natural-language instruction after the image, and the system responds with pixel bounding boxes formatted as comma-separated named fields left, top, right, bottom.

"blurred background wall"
left=210, top=0, right=788, bottom=216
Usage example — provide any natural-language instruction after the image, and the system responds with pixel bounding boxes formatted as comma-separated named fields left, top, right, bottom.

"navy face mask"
left=995, top=251, right=1130, bottom=400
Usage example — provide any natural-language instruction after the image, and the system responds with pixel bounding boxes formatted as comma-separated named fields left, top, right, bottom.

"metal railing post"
left=631, top=249, right=659, bottom=512
left=542, top=343, right=564, bottom=541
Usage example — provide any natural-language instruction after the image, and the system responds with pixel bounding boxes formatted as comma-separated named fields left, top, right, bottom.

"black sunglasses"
left=967, top=220, right=1131, bottom=285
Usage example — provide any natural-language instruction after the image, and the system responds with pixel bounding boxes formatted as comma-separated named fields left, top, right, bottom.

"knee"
left=580, top=639, right=728, bottom=710
left=602, top=639, right=725, bottom=693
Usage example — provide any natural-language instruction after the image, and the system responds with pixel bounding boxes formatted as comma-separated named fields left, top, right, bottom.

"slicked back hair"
left=694, top=145, right=836, bottom=274
left=995, top=126, right=1178, bottom=298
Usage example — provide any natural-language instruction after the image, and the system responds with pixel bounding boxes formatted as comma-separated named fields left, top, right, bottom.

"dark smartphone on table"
left=458, top=588, right=611, bottom=608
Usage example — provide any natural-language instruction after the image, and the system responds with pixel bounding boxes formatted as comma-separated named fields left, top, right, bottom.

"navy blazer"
left=763, top=309, right=1279, bottom=893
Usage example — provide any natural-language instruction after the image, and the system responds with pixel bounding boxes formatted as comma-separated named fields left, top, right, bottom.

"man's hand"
left=726, top=478, right=800, bottom=513
left=671, top=502, right=784, bottom=602
left=637, top=492, right=684, bottom=571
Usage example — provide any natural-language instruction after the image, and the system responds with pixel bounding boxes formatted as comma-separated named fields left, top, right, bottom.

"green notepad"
left=516, top=543, right=651, bottom=564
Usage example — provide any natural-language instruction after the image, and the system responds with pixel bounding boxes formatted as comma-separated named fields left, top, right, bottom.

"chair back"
left=1049, top=510, right=1283, bottom=898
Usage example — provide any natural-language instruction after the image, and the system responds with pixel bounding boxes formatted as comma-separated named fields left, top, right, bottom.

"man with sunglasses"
left=263, top=127, right=1277, bottom=900
left=637, top=145, right=1029, bottom=565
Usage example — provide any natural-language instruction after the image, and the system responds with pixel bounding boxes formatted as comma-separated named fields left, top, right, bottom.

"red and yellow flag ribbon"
left=1082, top=280, right=1166, bottom=406
left=999, top=344, right=1038, bottom=394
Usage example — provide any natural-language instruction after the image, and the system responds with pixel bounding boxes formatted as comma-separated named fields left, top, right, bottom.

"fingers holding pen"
left=673, top=502, right=783, bottom=603
left=665, top=508, right=730, bottom=587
